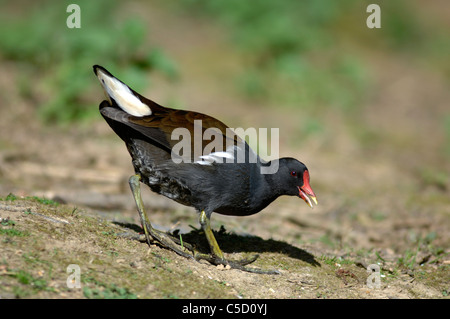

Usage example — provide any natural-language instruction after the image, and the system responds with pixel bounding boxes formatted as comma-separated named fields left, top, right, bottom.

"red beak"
left=298, top=170, right=317, bottom=208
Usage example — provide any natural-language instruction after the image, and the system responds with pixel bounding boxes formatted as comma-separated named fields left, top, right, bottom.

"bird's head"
left=277, top=158, right=318, bottom=208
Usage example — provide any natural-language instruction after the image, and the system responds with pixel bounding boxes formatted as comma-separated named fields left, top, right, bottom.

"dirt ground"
left=0, top=3, right=449, bottom=299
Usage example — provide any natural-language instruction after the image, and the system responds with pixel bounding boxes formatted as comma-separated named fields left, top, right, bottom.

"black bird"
left=93, top=65, right=317, bottom=273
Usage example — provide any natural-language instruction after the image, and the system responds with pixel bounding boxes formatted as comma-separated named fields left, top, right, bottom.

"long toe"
left=231, top=254, right=260, bottom=266
left=226, top=258, right=280, bottom=275
left=194, top=253, right=279, bottom=275
left=149, top=228, right=195, bottom=260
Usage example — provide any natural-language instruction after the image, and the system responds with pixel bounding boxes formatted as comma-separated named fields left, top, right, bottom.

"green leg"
left=199, top=210, right=225, bottom=260
left=196, top=211, right=279, bottom=274
left=129, top=175, right=152, bottom=244
left=128, top=174, right=194, bottom=259
left=128, top=175, right=278, bottom=274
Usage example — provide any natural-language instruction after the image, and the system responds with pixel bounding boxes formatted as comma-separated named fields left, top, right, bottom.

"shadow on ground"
left=114, top=221, right=321, bottom=267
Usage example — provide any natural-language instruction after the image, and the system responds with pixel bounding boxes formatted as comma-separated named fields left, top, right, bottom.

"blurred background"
left=0, top=0, right=448, bottom=276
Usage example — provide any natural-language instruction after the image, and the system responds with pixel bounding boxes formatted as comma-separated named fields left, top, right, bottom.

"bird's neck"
left=262, top=168, right=284, bottom=198
left=252, top=161, right=285, bottom=202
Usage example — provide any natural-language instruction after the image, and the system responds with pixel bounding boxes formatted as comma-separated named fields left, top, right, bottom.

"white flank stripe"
left=195, top=160, right=213, bottom=166
left=197, top=150, right=235, bottom=164
left=208, top=151, right=234, bottom=159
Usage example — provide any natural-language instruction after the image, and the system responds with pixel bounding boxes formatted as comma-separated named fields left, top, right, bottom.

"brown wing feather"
left=96, top=64, right=244, bottom=160
left=127, top=103, right=243, bottom=160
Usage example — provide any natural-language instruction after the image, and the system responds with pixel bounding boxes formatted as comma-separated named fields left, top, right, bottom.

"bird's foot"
left=194, top=252, right=280, bottom=275
left=121, top=226, right=197, bottom=260
left=148, top=227, right=202, bottom=260
left=120, top=224, right=279, bottom=274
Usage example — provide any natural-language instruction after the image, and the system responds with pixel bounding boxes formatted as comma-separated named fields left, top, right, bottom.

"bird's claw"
left=194, top=252, right=279, bottom=275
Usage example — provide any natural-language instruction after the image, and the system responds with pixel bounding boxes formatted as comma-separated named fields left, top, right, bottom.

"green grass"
left=0, top=0, right=178, bottom=124
left=397, top=231, right=444, bottom=271
left=82, top=276, right=138, bottom=299
left=1, top=0, right=447, bottom=130
left=1, top=193, right=59, bottom=206
left=6, top=269, right=55, bottom=297
left=0, top=228, right=29, bottom=237
left=28, top=196, right=60, bottom=206
left=320, top=255, right=354, bottom=267
left=170, top=0, right=450, bottom=149
left=1, top=219, right=16, bottom=227
left=174, top=0, right=369, bottom=112
left=419, top=167, right=448, bottom=191
left=83, top=284, right=137, bottom=299
left=0, top=218, right=29, bottom=237
left=1, top=193, right=18, bottom=201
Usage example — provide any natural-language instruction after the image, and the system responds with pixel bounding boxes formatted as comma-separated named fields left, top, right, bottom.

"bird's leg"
left=127, top=177, right=277, bottom=274
left=198, top=210, right=225, bottom=260
left=196, top=211, right=278, bottom=274
left=128, top=174, right=195, bottom=259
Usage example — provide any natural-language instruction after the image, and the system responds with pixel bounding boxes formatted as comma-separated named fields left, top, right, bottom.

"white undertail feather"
left=96, top=69, right=151, bottom=117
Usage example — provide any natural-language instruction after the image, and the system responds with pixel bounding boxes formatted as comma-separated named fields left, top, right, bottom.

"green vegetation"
left=1, top=193, right=18, bottom=201
left=28, top=196, right=60, bottom=206
left=171, top=0, right=450, bottom=146
left=82, top=277, right=137, bottom=299
left=397, top=231, right=446, bottom=271
left=0, top=0, right=177, bottom=124
left=0, top=217, right=28, bottom=237
left=175, top=0, right=367, bottom=112
left=8, top=270, right=54, bottom=297
left=1, top=0, right=447, bottom=130
left=1, top=218, right=15, bottom=227
left=172, top=0, right=448, bottom=110
left=0, top=196, right=448, bottom=298
left=0, top=2, right=448, bottom=299
left=1, top=193, right=59, bottom=206
left=0, top=228, right=29, bottom=237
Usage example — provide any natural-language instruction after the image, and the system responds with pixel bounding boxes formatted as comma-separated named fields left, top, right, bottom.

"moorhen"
left=93, top=65, right=317, bottom=273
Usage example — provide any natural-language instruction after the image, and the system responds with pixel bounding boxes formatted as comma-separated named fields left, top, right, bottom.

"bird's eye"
left=290, top=171, right=297, bottom=177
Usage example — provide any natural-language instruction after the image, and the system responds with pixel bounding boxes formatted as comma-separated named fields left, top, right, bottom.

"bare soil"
left=0, top=3, right=449, bottom=299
